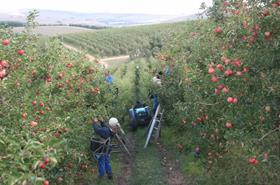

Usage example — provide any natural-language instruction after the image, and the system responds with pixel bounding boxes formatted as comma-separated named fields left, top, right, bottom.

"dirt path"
left=157, top=142, right=188, bottom=185
left=63, top=43, right=130, bottom=68
left=116, top=132, right=134, bottom=185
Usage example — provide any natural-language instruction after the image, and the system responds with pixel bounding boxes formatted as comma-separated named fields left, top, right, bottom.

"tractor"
left=129, top=102, right=152, bottom=131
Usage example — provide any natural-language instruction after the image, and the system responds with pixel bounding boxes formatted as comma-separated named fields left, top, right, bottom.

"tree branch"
left=258, top=126, right=280, bottom=142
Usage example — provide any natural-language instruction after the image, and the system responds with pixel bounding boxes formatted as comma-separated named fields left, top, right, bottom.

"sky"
left=0, top=0, right=212, bottom=15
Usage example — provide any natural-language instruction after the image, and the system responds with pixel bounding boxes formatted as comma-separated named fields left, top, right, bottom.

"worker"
left=150, top=94, right=159, bottom=114
left=133, top=100, right=146, bottom=109
left=105, top=71, right=113, bottom=85
left=152, top=71, right=162, bottom=86
left=92, top=117, right=120, bottom=180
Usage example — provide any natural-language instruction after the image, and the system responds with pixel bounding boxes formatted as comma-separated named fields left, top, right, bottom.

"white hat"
left=109, top=117, right=120, bottom=128
left=152, top=76, right=161, bottom=85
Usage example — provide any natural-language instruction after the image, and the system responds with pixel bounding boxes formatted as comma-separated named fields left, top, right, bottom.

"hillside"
left=13, top=26, right=93, bottom=36
left=61, top=21, right=195, bottom=57
left=0, top=9, right=193, bottom=27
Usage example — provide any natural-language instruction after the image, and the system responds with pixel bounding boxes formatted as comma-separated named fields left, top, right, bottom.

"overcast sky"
left=0, top=0, right=212, bottom=15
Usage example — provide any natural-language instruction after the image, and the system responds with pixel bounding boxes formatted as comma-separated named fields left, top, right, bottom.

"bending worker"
left=92, top=117, right=120, bottom=180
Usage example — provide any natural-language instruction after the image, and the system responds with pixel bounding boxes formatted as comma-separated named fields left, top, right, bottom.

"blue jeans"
left=95, top=154, right=112, bottom=177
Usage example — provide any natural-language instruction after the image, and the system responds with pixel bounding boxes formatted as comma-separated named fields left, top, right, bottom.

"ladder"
left=144, top=104, right=164, bottom=148
left=114, top=131, right=132, bottom=157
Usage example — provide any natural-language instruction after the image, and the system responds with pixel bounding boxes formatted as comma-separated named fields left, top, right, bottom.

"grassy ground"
left=74, top=153, right=123, bottom=185
left=160, top=128, right=205, bottom=184
left=128, top=128, right=168, bottom=185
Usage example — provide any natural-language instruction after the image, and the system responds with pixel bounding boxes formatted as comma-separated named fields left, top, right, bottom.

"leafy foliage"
left=152, top=0, right=280, bottom=184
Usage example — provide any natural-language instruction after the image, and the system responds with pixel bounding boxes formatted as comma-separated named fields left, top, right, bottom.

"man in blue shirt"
left=92, top=117, right=120, bottom=180
left=150, top=94, right=159, bottom=114
left=105, top=71, right=113, bottom=85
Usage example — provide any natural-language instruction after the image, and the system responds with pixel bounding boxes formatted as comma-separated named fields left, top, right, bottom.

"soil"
left=157, top=142, right=188, bottom=185
left=116, top=132, right=134, bottom=185
left=63, top=43, right=129, bottom=68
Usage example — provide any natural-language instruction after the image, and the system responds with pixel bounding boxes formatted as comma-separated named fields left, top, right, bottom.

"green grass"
left=129, top=129, right=167, bottom=185
left=160, top=128, right=205, bottom=184
left=71, top=153, right=123, bottom=185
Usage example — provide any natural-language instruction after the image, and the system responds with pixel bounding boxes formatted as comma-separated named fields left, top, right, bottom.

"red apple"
left=66, top=63, right=73, bottom=68
left=191, top=32, right=196, bottom=37
left=214, top=27, right=222, bottom=34
left=236, top=71, right=242, bottom=76
left=242, top=36, right=247, bottom=42
left=264, top=32, right=271, bottom=39
left=217, top=64, right=224, bottom=71
left=223, top=1, right=230, bottom=6
left=254, top=24, right=261, bottom=31
left=211, top=76, right=219, bottom=83
left=221, top=56, right=227, bottom=62
left=227, top=97, right=234, bottom=103
left=2, top=39, right=10, bottom=46
left=196, top=117, right=203, bottom=123
left=0, top=60, right=9, bottom=68
left=248, top=157, right=259, bottom=164
left=43, top=180, right=49, bottom=185
left=44, top=157, right=50, bottom=164
left=234, top=10, right=240, bottom=15
left=32, top=100, right=37, bottom=106
left=17, top=49, right=25, bottom=55
left=231, top=59, right=241, bottom=67
left=58, top=73, right=63, bottom=79
left=215, top=88, right=221, bottom=95
left=243, top=67, right=249, bottom=73
left=224, top=59, right=230, bottom=65
left=21, top=112, right=27, bottom=120
left=30, top=121, right=38, bottom=127
left=39, top=110, right=45, bottom=115
left=39, top=162, right=46, bottom=169
left=233, top=98, right=238, bottom=103
left=272, top=3, right=278, bottom=8
left=225, top=122, right=233, bottom=128
left=222, top=87, right=230, bottom=93
left=224, top=69, right=233, bottom=77
left=263, top=9, right=270, bottom=16
left=0, top=70, right=6, bottom=80
left=249, top=36, right=256, bottom=44
left=217, top=84, right=225, bottom=90
left=208, top=67, right=215, bottom=74
left=46, top=76, right=51, bottom=83
left=39, top=102, right=45, bottom=107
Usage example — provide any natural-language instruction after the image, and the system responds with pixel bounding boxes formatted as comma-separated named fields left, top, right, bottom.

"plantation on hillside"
left=61, top=22, right=195, bottom=58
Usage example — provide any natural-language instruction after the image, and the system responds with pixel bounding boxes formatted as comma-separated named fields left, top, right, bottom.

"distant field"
left=62, top=21, right=195, bottom=57
left=13, top=26, right=94, bottom=36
